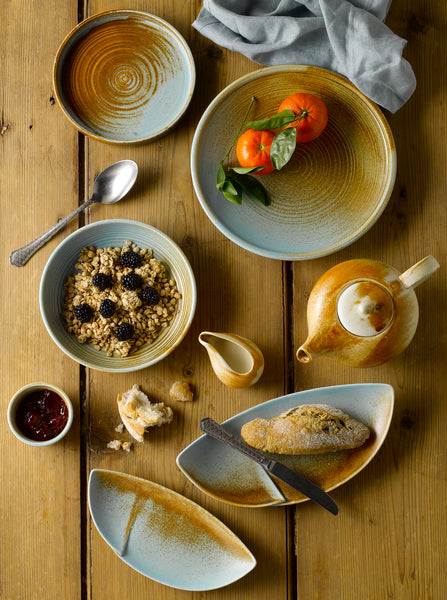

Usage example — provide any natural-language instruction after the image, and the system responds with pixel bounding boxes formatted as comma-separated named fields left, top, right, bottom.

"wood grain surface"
left=1, top=1, right=445, bottom=599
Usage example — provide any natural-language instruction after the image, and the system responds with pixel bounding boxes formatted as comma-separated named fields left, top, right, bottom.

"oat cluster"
left=63, top=241, right=181, bottom=356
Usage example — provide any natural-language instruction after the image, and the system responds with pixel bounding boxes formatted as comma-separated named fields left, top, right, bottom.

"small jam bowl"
left=7, top=383, right=73, bottom=446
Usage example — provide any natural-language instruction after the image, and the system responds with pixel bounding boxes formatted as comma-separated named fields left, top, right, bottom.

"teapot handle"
left=399, top=255, right=440, bottom=289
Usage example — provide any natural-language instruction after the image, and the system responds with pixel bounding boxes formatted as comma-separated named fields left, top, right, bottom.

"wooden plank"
left=0, top=2, right=81, bottom=599
left=292, top=2, right=447, bottom=598
left=83, top=1, right=290, bottom=598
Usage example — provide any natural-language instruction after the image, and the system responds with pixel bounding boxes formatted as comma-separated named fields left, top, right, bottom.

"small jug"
left=199, top=332, right=264, bottom=388
left=297, top=256, right=439, bottom=367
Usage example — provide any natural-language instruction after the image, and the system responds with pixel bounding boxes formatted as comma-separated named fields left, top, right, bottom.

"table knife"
left=200, top=418, right=338, bottom=515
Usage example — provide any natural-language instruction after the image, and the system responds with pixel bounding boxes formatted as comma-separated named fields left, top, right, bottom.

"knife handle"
left=200, top=418, right=270, bottom=468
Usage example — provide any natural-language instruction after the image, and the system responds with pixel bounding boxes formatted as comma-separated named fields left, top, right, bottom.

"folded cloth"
left=193, top=0, right=416, bottom=113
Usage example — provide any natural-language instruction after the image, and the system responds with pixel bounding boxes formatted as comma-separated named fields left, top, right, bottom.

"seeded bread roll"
left=240, top=404, right=370, bottom=455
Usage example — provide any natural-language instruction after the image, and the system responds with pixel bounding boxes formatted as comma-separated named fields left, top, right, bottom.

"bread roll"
left=240, top=404, right=370, bottom=455
left=117, top=384, right=173, bottom=443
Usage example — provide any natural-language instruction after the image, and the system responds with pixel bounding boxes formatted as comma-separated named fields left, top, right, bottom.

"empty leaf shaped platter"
left=88, top=469, right=256, bottom=590
left=176, top=383, right=394, bottom=508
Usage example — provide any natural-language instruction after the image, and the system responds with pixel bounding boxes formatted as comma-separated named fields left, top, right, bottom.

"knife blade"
left=200, top=418, right=338, bottom=515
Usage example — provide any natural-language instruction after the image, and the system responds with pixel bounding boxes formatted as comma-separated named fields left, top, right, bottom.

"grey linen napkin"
left=193, top=0, right=416, bottom=113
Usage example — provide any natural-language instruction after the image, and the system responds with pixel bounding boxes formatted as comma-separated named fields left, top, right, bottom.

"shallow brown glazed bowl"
left=191, top=65, right=396, bottom=260
left=53, top=10, right=195, bottom=144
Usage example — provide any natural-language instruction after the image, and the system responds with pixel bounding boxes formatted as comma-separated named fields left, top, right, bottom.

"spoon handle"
left=9, top=197, right=95, bottom=266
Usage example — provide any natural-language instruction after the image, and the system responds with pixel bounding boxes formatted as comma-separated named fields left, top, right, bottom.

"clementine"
left=236, top=129, right=276, bottom=174
left=277, top=93, right=328, bottom=143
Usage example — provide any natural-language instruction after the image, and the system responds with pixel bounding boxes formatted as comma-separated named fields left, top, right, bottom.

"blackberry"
left=121, top=273, right=143, bottom=291
left=73, top=303, right=92, bottom=323
left=92, top=272, right=112, bottom=291
left=140, top=286, right=160, bottom=305
left=99, top=299, right=116, bottom=318
left=114, top=322, right=134, bottom=341
left=120, top=250, right=142, bottom=268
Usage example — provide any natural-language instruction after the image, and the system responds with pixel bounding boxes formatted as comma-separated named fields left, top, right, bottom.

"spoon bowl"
left=91, top=160, right=138, bottom=205
left=9, top=159, right=138, bottom=266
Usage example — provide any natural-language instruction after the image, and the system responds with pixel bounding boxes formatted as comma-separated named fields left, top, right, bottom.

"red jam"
left=15, top=389, right=69, bottom=441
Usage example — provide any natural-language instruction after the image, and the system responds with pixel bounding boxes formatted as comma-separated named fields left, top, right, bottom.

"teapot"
left=297, top=256, right=439, bottom=367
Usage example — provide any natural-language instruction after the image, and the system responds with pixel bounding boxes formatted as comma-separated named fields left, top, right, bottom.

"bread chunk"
left=169, top=381, right=194, bottom=402
left=117, top=384, right=173, bottom=443
left=240, top=404, right=370, bottom=455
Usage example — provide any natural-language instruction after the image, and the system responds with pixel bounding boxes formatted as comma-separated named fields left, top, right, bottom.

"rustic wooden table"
left=1, top=1, right=445, bottom=599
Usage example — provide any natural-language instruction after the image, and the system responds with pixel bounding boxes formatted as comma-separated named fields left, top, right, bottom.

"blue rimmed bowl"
left=39, top=219, right=196, bottom=372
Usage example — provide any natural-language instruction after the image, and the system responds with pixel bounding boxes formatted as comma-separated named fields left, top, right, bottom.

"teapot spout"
left=296, top=337, right=327, bottom=364
left=296, top=346, right=312, bottom=363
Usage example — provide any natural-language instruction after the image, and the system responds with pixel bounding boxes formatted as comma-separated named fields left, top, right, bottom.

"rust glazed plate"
left=53, top=10, right=195, bottom=144
left=88, top=470, right=256, bottom=590
left=176, top=384, right=394, bottom=508
left=191, top=65, right=396, bottom=260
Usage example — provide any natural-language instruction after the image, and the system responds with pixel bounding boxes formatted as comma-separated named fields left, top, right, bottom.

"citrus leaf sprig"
left=216, top=97, right=270, bottom=206
left=245, top=109, right=310, bottom=170
left=216, top=99, right=309, bottom=205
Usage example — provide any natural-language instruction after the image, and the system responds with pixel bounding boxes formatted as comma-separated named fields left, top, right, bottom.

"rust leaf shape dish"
left=53, top=10, right=195, bottom=144
left=176, top=383, right=394, bottom=508
left=88, top=470, right=256, bottom=590
left=191, top=65, right=396, bottom=260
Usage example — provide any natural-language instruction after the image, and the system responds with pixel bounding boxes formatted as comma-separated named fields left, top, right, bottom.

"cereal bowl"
left=53, top=10, right=195, bottom=144
left=39, top=220, right=196, bottom=372
left=8, top=383, right=73, bottom=447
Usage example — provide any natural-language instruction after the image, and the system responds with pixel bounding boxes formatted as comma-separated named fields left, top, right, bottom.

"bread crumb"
left=115, top=423, right=124, bottom=433
left=121, top=441, right=133, bottom=452
left=169, top=381, right=194, bottom=402
left=117, top=384, right=173, bottom=443
left=107, top=439, right=122, bottom=450
left=107, top=439, right=133, bottom=452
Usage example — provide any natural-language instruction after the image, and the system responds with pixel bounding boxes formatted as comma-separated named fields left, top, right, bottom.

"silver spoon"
left=9, top=159, right=138, bottom=267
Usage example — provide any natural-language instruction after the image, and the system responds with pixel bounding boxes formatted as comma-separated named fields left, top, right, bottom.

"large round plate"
left=53, top=10, right=195, bottom=144
left=177, top=384, right=394, bottom=507
left=191, top=65, right=396, bottom=260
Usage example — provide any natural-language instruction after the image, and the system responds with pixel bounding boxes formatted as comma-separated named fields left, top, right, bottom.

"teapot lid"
left=337, top=281, right=394, bottom=337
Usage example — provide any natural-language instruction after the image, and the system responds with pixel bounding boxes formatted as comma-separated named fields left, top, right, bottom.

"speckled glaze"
left=53, top=10, right=195, bottom=144
left=88, top=470, right=256, bottom=590
left=177, top=383, right=394, bottom=507
left=199, top=331, right=264, bottom=388
left=297, top=256, right=439, bottom=367
left=191, top=65, right=396, bottom=260
left=39, top=219, right=196, bottom=373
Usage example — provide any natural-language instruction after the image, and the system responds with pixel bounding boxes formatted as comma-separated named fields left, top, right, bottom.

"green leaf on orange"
left=244, top=110, right=296, bottom=131
left=270, top=127, right=297, bottom=170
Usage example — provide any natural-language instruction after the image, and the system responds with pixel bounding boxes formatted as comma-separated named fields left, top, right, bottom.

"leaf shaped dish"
left=88, top=469, right=256, bottom=590
left=176, top=383, right=394, bottom=508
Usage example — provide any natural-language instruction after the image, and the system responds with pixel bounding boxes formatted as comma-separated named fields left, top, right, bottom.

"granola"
left=63, top=241, right=181, bottom=356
